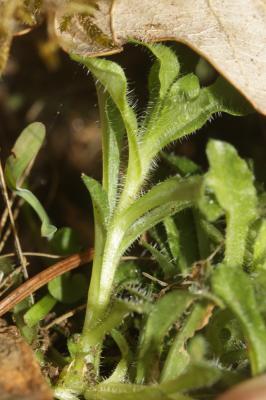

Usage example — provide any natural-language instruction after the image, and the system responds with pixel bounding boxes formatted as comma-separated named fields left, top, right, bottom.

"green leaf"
left=253, top=219, right=266, bottom=270
left=48, top=272, right=88, bottom=304
left=72, top=55, right=141, bottom=202
left=161, top=303, right=209, bottom=382
left=165, top=210, right=199, bottom=275
left=141, top=76, right=251, bottom=168
left=85, top=363, right=220, bottom=400
left=206, top=140, right=257, bottom=268
left=104, top=329, right=132, bottom=383
left=88, top=299, right=143, bottom=347
left=5, top=122, right=45, bottom=188
left=4, top=122, right=56, bottom=238
left=96, top=86, right=124, bottom=213
left=159, top=362, right=221, bottom=393
left=212, top=264, right=266, bottom=375
left=82, top=174, right=109, bottom=229
left=14, top=188, right=56, bottom=237
left=162, top=152, right=200, bottom=176
left=136, top=290, right=193, bottom=383
left=141, top=240, right=175, bottom=279
left=164, top=216, right=181, bottom=265
left=120, top=177, right=202, bottom=255
left=114, top=261, right=141, bottom=287
left=139, top=42, right=180, bottom=135
left=121, top=203, right=191, bottom=256
left=82, top=174, right=109, bottom=303
left=24, top=294, right=57, bottom=327
left=121, top=176, right=202, bottom=234
left=144, top=42, right=180, bottom=101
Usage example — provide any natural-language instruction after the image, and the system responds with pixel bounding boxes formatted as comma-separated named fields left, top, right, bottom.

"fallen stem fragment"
left=0, top=248, right=93, bottom=316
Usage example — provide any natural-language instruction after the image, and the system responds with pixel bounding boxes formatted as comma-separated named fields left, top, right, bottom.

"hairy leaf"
left=72, top=55, right=141, bottom=202
left=141, top=240, right=175, bottom=279
left=161, top=303, right=209, bottom=382
left=212, top=264, right=266, bottom=375
left=141, top=77, right=251, bottom=167
left=85, top=362, right=220, bottom=400
left=136, top=290, right=193, bottom=383
left=96, top=86, right=124, bottom=213
left=143, top=42, right=180, bottom=101
left=120, top=177, right=202, bottom=255
left=206, top=139, right=257, bottom=268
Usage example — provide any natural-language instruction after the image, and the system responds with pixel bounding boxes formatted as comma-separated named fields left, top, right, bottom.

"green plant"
left=50, top=43, right=259, bottom=398
left=3, top=42, right=266, bottom=400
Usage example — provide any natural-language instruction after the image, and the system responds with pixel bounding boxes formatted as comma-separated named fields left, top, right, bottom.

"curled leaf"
left=5, top=122, right=56, bottom=238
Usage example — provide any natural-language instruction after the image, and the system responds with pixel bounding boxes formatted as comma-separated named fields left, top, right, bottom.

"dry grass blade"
left=0, top=159, right=30, bottom=281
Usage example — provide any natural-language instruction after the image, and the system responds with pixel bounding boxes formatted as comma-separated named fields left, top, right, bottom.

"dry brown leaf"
left=0, top=320, right=53, bottom=400
left=55, top=0, right=266, bottom=115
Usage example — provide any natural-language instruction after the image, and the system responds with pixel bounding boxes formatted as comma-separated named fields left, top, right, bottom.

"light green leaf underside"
left=4, top=122, right=56, bottom=238
left=206, top=139, right=257, bottom=268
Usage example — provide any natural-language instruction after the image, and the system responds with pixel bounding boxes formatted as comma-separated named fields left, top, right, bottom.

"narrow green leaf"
left=212, top=264, right=266, bottom=375
left=4, top=122, right=56, bottom=238
left=143, top=42, right=180, bottom=100
left=120, top=177, right=202, bottom=255
left=24, top=294, right=57, bottom=327
left=161, top=303, right=209, bottom=382
left=85, top=385, right=191, bottom=400
left=96, top=85, right=124, bottom=213
left=82, top=174, right=109, bottom=229
left=104, top=329, right=132, bottom=383
left=88, top=299, right=145, bottom=347
left=206, top=140, right=257, bottom=267
left=121, top=202, right=192, bottom=256
left=164, top=216, right=181, bottom=264
left=142, top=240, right=175, bottom=279
left=193, top=210, right=212, bottom=259
left=72, top=55, right=141, bottom=199
left=85, top=363, right=220, bottom=400
left=121, top=176, right=202, bottom=233
left=136, top=290, right=193, bottom=383
left=166, top=210, right=199, bottom=275
left=139, top=42, right=180, bottom=135
left=15, top=188, right=56, bottom=237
